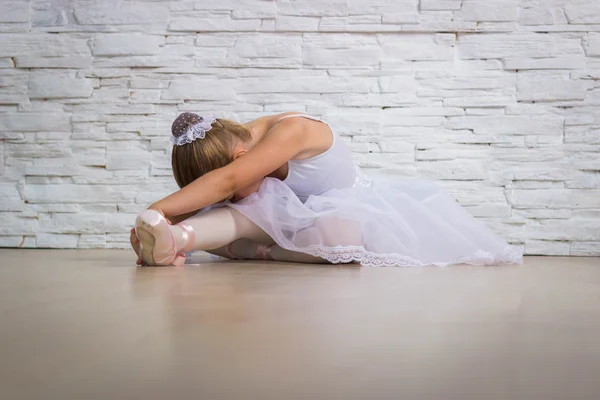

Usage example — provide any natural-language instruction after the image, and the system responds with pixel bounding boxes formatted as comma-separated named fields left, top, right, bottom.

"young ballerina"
left=131, top=112, right=523, bottom=267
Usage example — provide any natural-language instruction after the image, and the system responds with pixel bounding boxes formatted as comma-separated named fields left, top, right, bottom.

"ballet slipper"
left=170, top=222, right=194, bottom=266
left=255, top=244, right=273, bottom=261
left=135, top=210, right=192, bottom=266
left=176, top=222, right=195, bottom=253
left=222, top=242, right=243, bottom=260
left=222, top=240, right=273, bottom=261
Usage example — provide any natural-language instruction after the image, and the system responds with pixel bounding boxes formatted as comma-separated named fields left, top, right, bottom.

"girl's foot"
left=135, top=210, right=194, bottom=266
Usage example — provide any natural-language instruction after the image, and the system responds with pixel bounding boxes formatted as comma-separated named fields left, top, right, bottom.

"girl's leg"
left=175, top=210, right=354, bottom=264
left=173, top=207, right=275, bottom=251
left=209, top=239, right=329, bottom=264
left=137, top=207, right=328, bottom=265
left=196, top=213, right=363, bottom=265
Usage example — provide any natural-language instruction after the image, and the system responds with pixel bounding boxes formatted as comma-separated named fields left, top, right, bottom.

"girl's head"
left=170, top=112, right=252, bottom=189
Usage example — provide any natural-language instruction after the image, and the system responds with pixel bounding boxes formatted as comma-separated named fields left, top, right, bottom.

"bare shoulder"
left=263, top=112, right=333, bottom=160
left=239, top=112, right=332, bottom=161
left=242, top=112, right=306, bottom=131
left=242, top=112, right=315, bottom=146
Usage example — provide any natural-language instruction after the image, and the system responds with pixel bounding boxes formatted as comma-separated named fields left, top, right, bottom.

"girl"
left=130, top=112, right=522, bottom=267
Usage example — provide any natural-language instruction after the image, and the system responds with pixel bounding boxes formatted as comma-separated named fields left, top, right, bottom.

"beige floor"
left=0, top=250, right=599, bottom=400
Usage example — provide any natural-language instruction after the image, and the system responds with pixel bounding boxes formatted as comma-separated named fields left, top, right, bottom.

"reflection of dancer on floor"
left=131, top=112, right=522, bottom=267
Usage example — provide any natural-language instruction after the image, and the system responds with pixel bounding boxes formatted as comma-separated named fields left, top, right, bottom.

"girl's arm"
left=148, top=118, right=307, bottom=219
left=167, top=210, right=200, bottom=225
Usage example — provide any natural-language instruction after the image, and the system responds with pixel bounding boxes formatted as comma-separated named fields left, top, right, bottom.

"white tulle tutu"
left=228, top=176, right=523, bottom=267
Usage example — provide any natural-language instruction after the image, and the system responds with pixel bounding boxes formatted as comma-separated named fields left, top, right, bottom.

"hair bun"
left=172, top=112, right=202, bottom=138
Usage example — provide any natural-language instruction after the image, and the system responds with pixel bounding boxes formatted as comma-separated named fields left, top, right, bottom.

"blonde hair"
left=170, top=113, right=251, bottom=188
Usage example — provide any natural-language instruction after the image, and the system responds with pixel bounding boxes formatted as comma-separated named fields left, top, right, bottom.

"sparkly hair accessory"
left=170, top=113, right=217, bottom=146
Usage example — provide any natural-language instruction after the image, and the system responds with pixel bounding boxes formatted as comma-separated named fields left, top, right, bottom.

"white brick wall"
left=0, top=0, right=599, bottom=256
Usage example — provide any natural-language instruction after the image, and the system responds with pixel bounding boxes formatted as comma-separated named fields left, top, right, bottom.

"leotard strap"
left=277, top=113, right=324, bottom=123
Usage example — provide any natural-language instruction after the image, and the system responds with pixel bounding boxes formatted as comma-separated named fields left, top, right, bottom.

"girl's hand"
left=147, top=206, right=175, bottom=225
left=130, top=227, right=146, bottom=266
left=147, top=206, right=165, bottom=218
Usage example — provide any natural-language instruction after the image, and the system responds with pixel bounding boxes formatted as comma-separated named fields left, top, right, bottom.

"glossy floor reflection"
left=1, top=249, right=599, bottom=400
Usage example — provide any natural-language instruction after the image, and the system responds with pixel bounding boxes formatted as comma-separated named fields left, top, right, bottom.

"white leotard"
left=276, top=114, right=356, bottom=200
left=228, top=113, right=522, bottom=267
